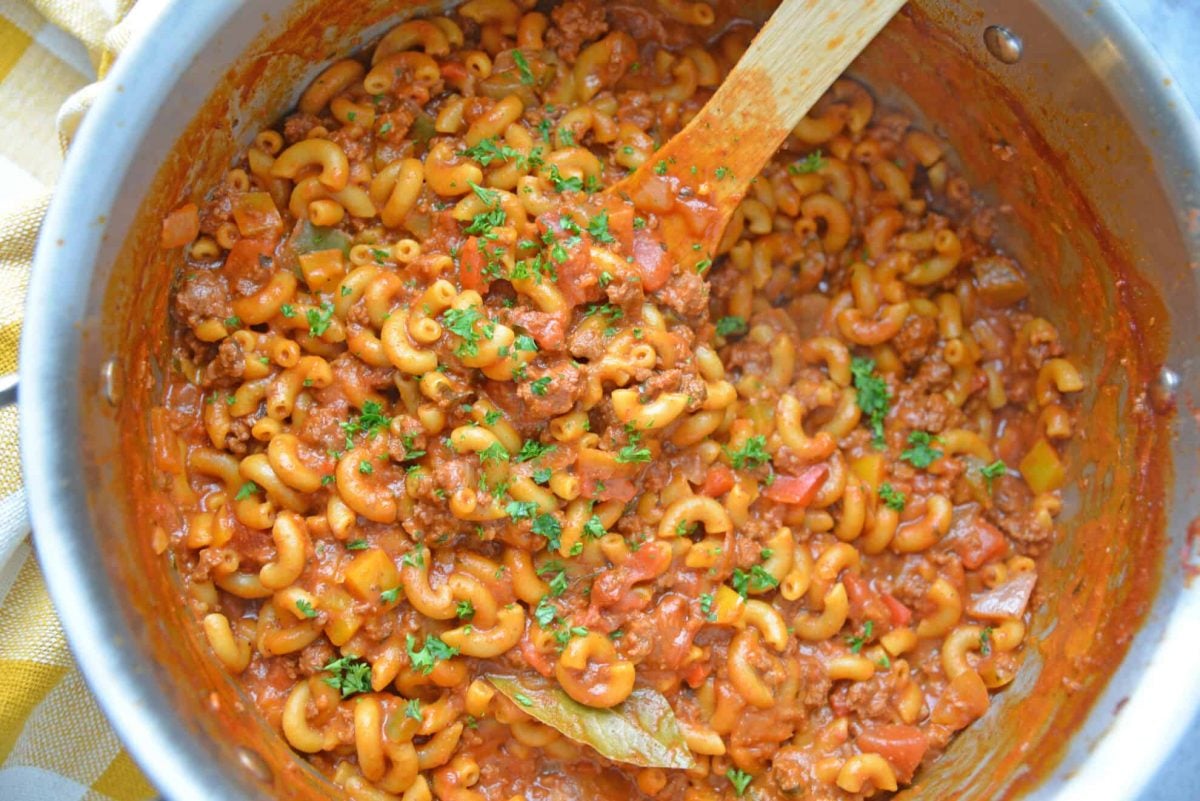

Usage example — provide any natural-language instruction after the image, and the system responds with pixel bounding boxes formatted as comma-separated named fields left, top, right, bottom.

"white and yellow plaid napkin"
left=0, top=1, right=164, bottom=798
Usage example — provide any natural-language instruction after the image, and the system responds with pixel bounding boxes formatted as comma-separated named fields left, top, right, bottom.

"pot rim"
left=19, top=1, right=1200, bottom=800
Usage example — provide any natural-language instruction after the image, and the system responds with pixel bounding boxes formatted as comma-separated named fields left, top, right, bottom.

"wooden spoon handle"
left=704, top=0, right=909, bottom=153
left=615, top=0, right=906, bottom=260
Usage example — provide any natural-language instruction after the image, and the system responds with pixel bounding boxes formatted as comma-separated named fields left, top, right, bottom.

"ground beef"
left=566, top=321, right=608, bottom=361
left=282, top=112, right=320, bottom=144
left=724, top=339, right=772, bottom=376
left=892, top=314, right=938, bottom=365
left=296, top=640, right=335, bottom=677
left=889, top=559, right=932, bottom=610
left=197, top=183, right=236, bottom=237
left=892, top=387, right=962, bottom=434
left=656, top=268, right=708, bottom=322
left=988, top=507, right=1054, bottom=555
left=518, top=361, right=584, bottom=417
left=175, top=270, right=232, bottom=328
left=832, top=672, right=893, bottom=722
left=295, top=399, right=350, bottom=452
left=604, top=272, right=645, bottom=315
left=545, top=0, right=609, bottom=62
left=638, top=367, right=706, bottom=409
left=223, top=419, right=253, bottom=455
left=201, top=339, right=246, bottom=389
left=614, top=90, right=656, bottom=132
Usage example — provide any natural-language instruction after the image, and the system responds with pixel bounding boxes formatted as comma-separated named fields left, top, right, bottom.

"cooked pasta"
left=152, top=2, right=1080, bottom=799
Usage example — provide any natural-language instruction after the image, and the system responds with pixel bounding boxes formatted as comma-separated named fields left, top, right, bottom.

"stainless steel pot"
left=20, top=1, right=1200, bottom=800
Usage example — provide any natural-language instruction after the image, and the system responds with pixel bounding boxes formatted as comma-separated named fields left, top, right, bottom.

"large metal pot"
left=20, top=1, right=1200, bottom=799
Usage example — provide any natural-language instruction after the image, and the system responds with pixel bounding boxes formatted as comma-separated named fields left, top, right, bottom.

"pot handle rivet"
left=984, top=25, right=1023, bottom=64
left=100, top=358, right=121, bottom=407
left=236, top=746, right=274, bottom=784
left=1150, top=366, right=1179, bottom=413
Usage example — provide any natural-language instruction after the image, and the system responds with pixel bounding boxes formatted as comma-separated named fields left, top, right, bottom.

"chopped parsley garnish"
left=459, top=137, right=523, bottom=167
left=234, top=481, right=258, bottom=501
left=513, top=692, right=534, bottom=707
left=715, top=166, right=731, bottom=179
left=531, top=513, right=563, bottom=551
left=479, top=442, right=510, bottom=464
left=530, top=376, right=552, bottom=396
left=653, top=160, right=668, bottom=175
left=280, top=304, right=295, bottom=318
left=980, top=459, right=1007, bottom=490
left=340, top=400, right=391, bottom=448
left=456, top=600, right=475, bottom=620
left=616, top=443, right=652, bottom=464
left=513, top=334, right=538, bottom=352
left=405, top=698, right=422, bottom=721
left=358, top=460, right=373, bottom=475
left=295, top=599, right=317, bottom=618
left=323, top=655, right=371, bottom=698
left=532, top=467, right=552, bottom=484
left=505, top=500, right=539, bottom=521
left=726, top=768, right=753, bottom=797
left=727, top=435, right=771, bottom=470
left=980, top=626, right=994, bottom=657
left=406, top=633, right=459, bottom=674
left=468, top=180, right=499, bottom=207
left=223, top=315, right=241, bottom=329
left=788, top=150, right=826, bottom=175
left=851, top=357, right=890, bottom=448
left=901, top=431, right=943, bottom=469
left=583, top=514, right=606, bottom=539
left=546, top=164, right=583, bottom=193
left=846, top=620, right=874, bottom=653
left=534, top=597, right=558, bottom=627
left=586, top=210, right=615, bottom=243
left=380, top=586, right=400, bottom=603
left=715, top=316, right=747, bottom=337
left=732, top=565, right=779, bottom=598
left=546, top=568, right=569, bottom=597
left=512, top=49, right=534, bottom=85
left=558, top=127, right=576, bottom=146
left=483, top=409, right=503, bottom=425
left=464, top=204, right=506, bottom=236
left=346, top=539, right=368, bottom=550
left=306, top=302, right=335, bottom=337
left=879, top=482, right=907, bottom=511
left=442, top=306, right=488, bottom=358
left=515, top=440, right=556, bottom=463
left=699, top=592, right=716, bottom=621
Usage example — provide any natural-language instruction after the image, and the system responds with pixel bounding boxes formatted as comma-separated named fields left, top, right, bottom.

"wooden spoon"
left=613, top=0, right=907, bottom=274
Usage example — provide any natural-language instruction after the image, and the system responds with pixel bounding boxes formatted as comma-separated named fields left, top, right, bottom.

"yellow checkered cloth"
left=0, top=1, right=162, bottom=798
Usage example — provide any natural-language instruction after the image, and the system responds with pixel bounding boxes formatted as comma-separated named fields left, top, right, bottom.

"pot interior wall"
left=69, top=0, right=1191, bottom=798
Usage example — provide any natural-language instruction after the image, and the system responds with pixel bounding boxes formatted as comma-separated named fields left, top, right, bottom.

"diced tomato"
left=632, top=228, right=673, bottom=291
left=441, top=61, right=469, bottom=82
left=232, top=192, right=284, bottom=240
left=581, top=475, right=637, bottom=503
left=458, top=236, right=488, bottom=291
left=160, top=203, right=199, bottom=249
left=682, top=659, right=710, bottom=688
left=555, top=235, right=595, bottom=307
left=954, top=517, right=1009, bottom=570
left=932, top=669, right=990, bottom=731
left=857, top=725, right=929, bottom=782
left=223, top=238, right=275, bottom=283
left=519, top=634, right=555, bottom=677
left=606, top=204, right=636, bottom=254
left=843, top=572, right=889, bottom=625
left=881, top=592, right=913, bottom=627
left=700, top=464, right=735, bottom=497
left=762, top=464, right=828, bottom=505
